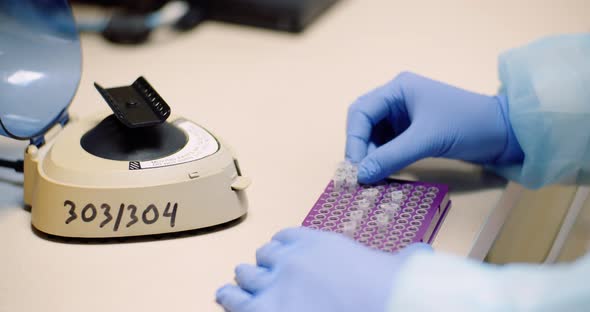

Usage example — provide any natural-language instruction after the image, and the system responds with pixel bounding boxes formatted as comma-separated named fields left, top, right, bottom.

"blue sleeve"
left=387, top=251, right=590, bottom=311
left=491, top=34, right=590, bottom=189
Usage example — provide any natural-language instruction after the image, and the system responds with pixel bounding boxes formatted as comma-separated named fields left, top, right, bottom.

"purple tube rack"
left=302, top=179, right=451, bottom=253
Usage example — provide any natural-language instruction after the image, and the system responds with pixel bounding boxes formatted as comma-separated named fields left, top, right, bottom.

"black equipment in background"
left=72, top=0, right=340, bottom=44
left=201, top=0, right=340, bottom=33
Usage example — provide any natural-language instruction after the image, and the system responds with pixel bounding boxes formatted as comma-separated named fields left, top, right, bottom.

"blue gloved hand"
left=216, top=227, right=432, bottom=312
left=346, top=71, right=524, bottom=184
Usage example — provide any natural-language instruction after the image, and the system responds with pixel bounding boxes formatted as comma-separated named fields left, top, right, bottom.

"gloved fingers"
left=345, top=75, right=410, bottom=163
left=255, top=240, right=285, bottom=268
left=358, top=126, right=433, bottom=184
left=216, top=284, right=252, bottom=312
left=400, top=243, right=433, bottom=255
left=367, top=141, right=378, bottom=154
left=271, top=226, right=315, bottom=243
left=345, top=134, right=369, bottom=163
left=235, top=264, right=274, bottom=294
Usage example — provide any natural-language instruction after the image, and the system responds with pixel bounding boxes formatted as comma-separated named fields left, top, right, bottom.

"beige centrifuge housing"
left=23, top=112, right=250, bottom=238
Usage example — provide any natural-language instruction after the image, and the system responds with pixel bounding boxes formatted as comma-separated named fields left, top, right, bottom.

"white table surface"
left=1, top=0, right=588, bottom=311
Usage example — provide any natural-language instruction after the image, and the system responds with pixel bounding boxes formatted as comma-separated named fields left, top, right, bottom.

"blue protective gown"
left=388, top=34, right=590, bottom=311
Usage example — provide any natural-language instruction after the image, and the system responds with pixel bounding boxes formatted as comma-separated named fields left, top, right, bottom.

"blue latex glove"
left=346, top=72, right=524, bottom=184
left=216, top=227, right=432, bottom=312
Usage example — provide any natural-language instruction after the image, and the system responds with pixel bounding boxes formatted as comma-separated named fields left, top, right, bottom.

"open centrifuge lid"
left=0, top=0, right=81, bottom=140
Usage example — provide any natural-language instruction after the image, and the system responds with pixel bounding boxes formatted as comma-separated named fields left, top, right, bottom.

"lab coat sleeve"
left=491, top=34, right=590, bottom=189
left=387, top=250, right=590, bottom=311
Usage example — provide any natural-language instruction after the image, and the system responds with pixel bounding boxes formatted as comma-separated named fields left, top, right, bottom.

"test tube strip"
left=334, top=161, right=359, bottom=193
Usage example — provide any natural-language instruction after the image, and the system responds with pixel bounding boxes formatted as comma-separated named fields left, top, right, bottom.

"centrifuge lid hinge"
left=29, top=111, right=70, bottom=147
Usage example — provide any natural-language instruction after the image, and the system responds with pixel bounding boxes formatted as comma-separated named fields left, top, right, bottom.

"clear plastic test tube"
left=345, top=174, right=358, bottom=193
left=350, top=164, right=358, bottom=176
left=357, top=198, right=371, bottom=212
left=390, top=190, right=403, bottom=202
left=376, top=214, right=390, bottom=229
left=333, top=174, right=345, bottom=192
left=361, top=188, right=380, bottom=202
left=340, top=160, right=355, bottom=174
left=341, top=220, right=357, bottom=237
left=349, top=210, right=364, bottom=222
left=380, top=202, right=400, bottom=217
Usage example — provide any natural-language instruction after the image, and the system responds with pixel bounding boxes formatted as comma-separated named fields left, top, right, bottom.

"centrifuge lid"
left=0, top=0, right=80, bottom=140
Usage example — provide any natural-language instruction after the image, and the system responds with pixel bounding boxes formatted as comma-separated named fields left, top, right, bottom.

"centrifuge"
left=1, top=1, right=250, bottom=238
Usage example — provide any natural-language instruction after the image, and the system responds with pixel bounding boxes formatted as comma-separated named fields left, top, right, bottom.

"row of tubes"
left=340, top=190, right=406, bottom=238
left=333, top=161, right=359, bottom=193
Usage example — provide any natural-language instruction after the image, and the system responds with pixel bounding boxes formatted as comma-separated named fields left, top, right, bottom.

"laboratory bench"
left=0, top=0, right=588, bottom=311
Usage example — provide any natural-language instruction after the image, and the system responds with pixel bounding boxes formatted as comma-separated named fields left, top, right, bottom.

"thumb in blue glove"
left=216, top=227, right=432, bottom=312
left=346, top=71, right=524, bottom=184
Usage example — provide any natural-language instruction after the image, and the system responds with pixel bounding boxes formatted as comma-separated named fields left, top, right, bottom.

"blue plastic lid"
left=0, top=0, right=81, bottom=140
